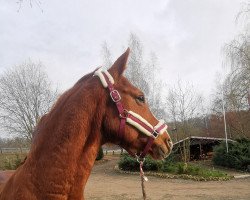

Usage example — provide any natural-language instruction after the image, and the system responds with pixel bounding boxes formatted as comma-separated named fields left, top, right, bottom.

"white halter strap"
left=94, top=67, right=114, bottom=88
left=126, top=111, right=167, bottom=138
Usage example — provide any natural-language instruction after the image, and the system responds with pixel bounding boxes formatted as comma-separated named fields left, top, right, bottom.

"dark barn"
left=173, top=136, right=235, bottom=161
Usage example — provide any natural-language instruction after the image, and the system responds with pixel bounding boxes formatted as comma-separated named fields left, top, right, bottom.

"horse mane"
left=31, top=70, right=97, bottom=149
left=0, top=70, right=102, bottom=191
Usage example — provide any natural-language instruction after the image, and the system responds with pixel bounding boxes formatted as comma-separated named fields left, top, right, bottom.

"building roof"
left=173, top=136, right=235, bottom=146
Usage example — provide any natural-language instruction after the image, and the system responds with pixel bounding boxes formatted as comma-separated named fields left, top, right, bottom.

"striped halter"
left=94, top=68, right=168, bottom=159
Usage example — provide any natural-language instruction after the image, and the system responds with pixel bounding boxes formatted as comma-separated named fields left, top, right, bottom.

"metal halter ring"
left=152, top=130, right=159, bottom=139
left=119, top=109, right=129, bottom=119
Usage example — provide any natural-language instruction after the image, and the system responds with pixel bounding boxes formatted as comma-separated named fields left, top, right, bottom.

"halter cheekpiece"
left=94, top=67, right=168, bottom=159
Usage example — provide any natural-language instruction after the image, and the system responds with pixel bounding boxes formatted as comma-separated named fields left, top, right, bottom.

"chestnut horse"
left=0, top=49, right=172, bottom=200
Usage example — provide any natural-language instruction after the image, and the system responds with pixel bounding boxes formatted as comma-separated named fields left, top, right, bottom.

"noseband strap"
left=94, top=68, right=168, bottom=158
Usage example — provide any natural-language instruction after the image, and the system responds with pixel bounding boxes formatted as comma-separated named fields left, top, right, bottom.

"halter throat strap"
left=94, top=68, right=167, bottom=158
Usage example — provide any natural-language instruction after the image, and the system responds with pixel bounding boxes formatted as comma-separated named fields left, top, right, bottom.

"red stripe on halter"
left=155, top=124, right=167, bottom=133
left=127, top=114, right=154, bottom=133
left=102, top=73, right=126, bottom=140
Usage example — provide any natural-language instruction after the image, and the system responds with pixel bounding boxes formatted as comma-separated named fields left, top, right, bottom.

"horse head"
left=97, top=48, right=172, bottom=160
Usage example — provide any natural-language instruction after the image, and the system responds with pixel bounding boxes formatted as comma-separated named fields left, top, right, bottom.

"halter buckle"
left=110, top=90, right=121, bottom=102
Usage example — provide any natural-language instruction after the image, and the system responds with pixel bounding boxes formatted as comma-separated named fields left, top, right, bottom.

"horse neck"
left=26, top=83, right=106, bottom=198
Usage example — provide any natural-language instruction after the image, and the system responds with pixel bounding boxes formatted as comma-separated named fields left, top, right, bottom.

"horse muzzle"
left=151, top=132, right=173, bottom=160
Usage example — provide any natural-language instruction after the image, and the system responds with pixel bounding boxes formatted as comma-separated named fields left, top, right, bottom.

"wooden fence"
left=0, top=148, right=125, bottom=155
left=0, top=147, right=30, bottom=154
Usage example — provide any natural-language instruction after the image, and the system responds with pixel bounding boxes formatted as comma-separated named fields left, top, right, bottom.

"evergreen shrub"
left=212, top=138, right=250, bottom=171
left=96, top=147, right=104, bottom=161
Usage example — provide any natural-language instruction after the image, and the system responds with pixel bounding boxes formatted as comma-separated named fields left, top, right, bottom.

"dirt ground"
left=85, top=155, right=250, bottom=200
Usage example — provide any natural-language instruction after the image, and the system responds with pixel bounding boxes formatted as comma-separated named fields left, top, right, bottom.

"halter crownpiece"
left=94, top=67, right=168, bottom=158
left=94, top=67, right=114, bottom=88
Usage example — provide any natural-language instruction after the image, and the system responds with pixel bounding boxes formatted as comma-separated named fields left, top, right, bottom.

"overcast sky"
left=0, top=0, right=244, bottom=99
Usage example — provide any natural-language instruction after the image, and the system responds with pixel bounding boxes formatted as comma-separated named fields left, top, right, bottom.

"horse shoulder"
left=0, top=170, right=15, bottom=185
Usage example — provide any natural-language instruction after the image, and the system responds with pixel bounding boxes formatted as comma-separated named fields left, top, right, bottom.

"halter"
left=94, top=68, right=168, bottom=159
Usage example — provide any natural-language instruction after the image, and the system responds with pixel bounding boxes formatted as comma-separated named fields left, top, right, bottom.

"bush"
left=177, top=162, right=188, bottom=174
left=4, top=158, right=13, bottom=170
left=96, top=147, right=104, bottom=161
left=143, top=156, right=163, bottom=171
left=118, top=154, right=163, bottom=171
left=4, top=154, right=22, bottom=170
left=118, top=153, right=228, bottom=178
left=161, top=163, right=176, bottom=173
left=118, top=154, right=139, bottom=171
left=13, top=154, right=22, bottom=168
left=212, top=138, right=250, bottom=171
left=162, top=153, right=179, bottom=173
left=171, top=162, right=226, bottom=177
left=119, top=152, right=180, bottom=172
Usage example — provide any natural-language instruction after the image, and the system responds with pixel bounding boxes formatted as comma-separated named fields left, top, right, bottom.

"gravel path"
left=85, top=156, right=250, bottom=200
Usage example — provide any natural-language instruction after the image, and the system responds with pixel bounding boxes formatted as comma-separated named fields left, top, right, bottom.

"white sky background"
left=0, top=0, right=244, bottom=99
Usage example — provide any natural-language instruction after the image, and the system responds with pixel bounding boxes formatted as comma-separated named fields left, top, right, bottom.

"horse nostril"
left=165, top=138, right=171, bottom=143
left=165, top=138, right=173, bottom=149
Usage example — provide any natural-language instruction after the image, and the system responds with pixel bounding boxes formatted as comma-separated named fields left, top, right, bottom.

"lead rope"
left=137, top=157, right=148, bottom=200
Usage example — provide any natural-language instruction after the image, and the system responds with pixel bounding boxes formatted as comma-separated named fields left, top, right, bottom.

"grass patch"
left=175, top=162, right=227, bottom=178
left=161, top=161, right=227, bottom=178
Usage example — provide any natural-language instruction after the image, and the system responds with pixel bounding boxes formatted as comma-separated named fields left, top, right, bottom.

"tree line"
left=0, top=61, right=58, bottom=144
left=210, top=2, right=250, bottom=139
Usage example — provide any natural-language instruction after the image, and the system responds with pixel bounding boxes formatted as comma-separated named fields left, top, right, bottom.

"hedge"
left=96, top=147, right=104, bottom=160
left=212, top=138, right=250, bottom=171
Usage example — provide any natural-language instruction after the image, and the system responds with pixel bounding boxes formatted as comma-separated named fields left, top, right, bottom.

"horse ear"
left=108, top=48, right=130, bottom=80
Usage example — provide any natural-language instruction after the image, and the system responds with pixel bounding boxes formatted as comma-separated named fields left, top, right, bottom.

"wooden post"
left=199, top=142, right=202, bottom=159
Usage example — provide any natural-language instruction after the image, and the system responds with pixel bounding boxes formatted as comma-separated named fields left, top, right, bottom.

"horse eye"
left=136, top=95, right=145, bottom=103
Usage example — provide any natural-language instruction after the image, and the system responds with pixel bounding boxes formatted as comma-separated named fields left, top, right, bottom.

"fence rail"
left=103, top=149, right=127, bottom=155
left=0, top=148, right=126, bottom=155
left=0, top=147, right=30, bottom=154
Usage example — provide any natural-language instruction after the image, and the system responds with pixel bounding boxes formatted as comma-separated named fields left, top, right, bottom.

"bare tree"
left=223, top=34, right=250, bottom=110
left=166, top=80, right=203, bottom=162
left=126, top=33, right=167, bottom=119
left=236, top=1, right=250, bottom=29
left=101, top=41, right=113, bottom=69
left=0, top=60, right=58, bottom=143
left=167, top=80, right=203, bottom=135
left=213, top=37, right=250, bottom=137
left=126, top=33, right=150, bottom=95
left=214, top=6, right=250, bottom=137
left=100, top=33, right=166, bottom=119
left=224, top=0, right=250, bottom=112
left=211, top=76, right=250, bottom=138
left=166, top=87, right=179, bottom=140
left=145, top=52, right=166, bottom=119
left=17, top=0, right=43, bottom=12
